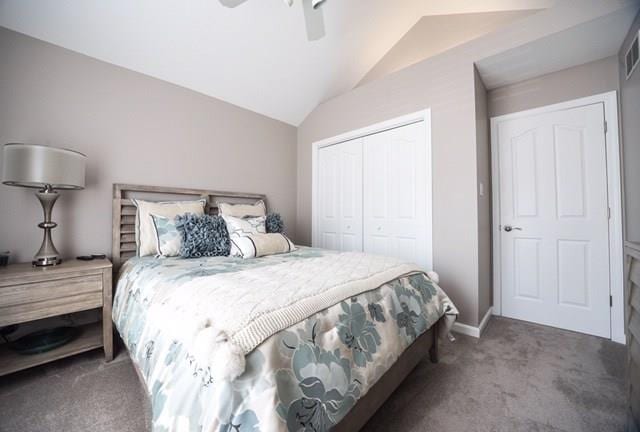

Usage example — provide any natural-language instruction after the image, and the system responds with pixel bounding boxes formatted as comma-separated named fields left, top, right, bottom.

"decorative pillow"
left=133, top=199, right=206, bottom=257
left=218, top=200, right=266, bottom=218
left=222, top=215, right=266, bottom=257
left=231, top=233, right=296, bottom=259
left=175, top=214, right=230, bottom=258
left=150, top=214, right=182, bottom=257
left=222, top=215, right=266, bottom=236
left=265, top=212, right=284, bottom=234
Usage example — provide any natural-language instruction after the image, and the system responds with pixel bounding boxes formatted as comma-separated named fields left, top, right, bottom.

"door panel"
left=511, top=130, right=539, bottom=218
left=514, top=237, right=541, bottom=301
left=554, top=126, right=587, bottom=218
left=317, top=138, right=363, bottom=252
left=364, top=121, right=429, bottom=269
left=557, top=240, right=589, bottom=307
left=317, top=144, right=340, bottom=250
left=498, top=103, right=610, bottom=338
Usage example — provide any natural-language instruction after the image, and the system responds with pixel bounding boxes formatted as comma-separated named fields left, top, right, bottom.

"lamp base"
left=32, top=256, right=62, bottom=267
left=33, top=188, right=62, bottom=267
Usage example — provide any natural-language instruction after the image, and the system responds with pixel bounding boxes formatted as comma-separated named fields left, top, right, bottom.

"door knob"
left=504, top=225, right=523, bottom=232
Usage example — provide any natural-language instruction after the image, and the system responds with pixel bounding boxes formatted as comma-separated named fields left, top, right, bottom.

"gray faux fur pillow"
left=175, top=213, right=230, bottom=258
left=266, top=212, right=285, bottom=234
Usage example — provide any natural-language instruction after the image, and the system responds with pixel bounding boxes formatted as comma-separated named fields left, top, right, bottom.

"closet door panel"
left=391, top=122, right=428, bottom=266
left=364, top=122, right=428, bottom=269
left=338, top=138, right=363, bottom=252
left=317, top=139, right=363, bottom=252
left=317, top=145, right=340, bottom=250
left=364, top=130, right=391, bottom=256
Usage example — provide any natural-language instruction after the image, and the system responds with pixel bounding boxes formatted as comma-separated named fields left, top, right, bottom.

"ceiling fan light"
left=312, top=0, right=326, bottom=9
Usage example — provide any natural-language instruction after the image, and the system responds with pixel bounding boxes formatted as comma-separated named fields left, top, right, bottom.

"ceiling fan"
left=219, top=0, right=327, bottom=41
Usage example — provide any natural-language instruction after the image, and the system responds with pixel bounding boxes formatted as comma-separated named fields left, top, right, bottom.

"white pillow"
left=231, top=233, right=296, bottom=259
left=218, top=200, right=266, bottom=218
left=222, top=215, right=266, bottom=257
left=133, top=199, right=206, bottom=257
left=222, top=215, right=266, bottom=236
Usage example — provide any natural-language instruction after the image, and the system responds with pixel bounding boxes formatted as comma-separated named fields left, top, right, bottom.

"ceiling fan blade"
left=219, top=0, right=251, bottom=8
left=311, top=0, right=326, bottom=9
left=303, top=0, right=325, bottom=41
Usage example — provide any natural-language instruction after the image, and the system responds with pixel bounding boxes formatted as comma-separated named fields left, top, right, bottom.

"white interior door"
left=497, top=103, right=610, bottom=338
left=363, top=121, right=430, bottom=269
left=317, top=138, right=363, bottom=252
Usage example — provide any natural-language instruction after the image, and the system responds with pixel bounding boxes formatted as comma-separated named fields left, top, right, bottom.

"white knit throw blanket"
left=157, top=252, right=428, bottom=381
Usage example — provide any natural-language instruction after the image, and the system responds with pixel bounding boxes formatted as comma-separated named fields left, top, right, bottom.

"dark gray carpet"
left=0, top=317, right=627, bottom=432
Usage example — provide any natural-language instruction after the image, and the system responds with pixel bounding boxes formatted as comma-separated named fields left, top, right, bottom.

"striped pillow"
left=222, top=215, right=266, bottom=257
left=231, top=233, right=296, bottom=259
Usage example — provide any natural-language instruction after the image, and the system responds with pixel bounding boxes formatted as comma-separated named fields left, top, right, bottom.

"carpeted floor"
left=0, top=317, right=627, bottom=432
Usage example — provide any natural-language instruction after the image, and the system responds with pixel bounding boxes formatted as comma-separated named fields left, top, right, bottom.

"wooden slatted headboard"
left=111, top=183, right=267, bottom=270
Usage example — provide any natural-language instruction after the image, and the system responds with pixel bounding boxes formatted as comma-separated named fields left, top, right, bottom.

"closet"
left=313, top=114, right=432, bottom=270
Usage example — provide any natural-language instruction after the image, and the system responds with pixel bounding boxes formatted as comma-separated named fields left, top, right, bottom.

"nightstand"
left=0, top=259, right=113, bottom=376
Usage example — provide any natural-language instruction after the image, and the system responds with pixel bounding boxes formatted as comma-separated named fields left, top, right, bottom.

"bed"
left=111, top=184, right=457, bottom=432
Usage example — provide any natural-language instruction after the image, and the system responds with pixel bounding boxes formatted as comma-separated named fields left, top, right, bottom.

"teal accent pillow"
left=150, top=214, right=182, bottom=257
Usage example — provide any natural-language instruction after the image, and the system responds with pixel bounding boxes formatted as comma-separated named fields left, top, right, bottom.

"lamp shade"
left=2, top=143, right=86, bottom=190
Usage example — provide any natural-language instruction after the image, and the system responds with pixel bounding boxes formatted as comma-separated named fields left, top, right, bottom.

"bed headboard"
left=112, top=183, right=267, bottom=270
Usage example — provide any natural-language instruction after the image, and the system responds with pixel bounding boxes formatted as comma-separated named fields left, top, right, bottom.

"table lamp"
left=2, top=143, right=86, bottom=266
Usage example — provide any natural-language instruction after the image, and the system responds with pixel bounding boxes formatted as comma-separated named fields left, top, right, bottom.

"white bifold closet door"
left=316, top=120, right=430, bottom=270
left=316, top=137, right=363, bottom=252
left=363, top=121, right=429, bottom=269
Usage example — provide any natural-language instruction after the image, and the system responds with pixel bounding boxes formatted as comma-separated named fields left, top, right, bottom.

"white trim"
left=311, top=109, right=433, bottom=270
left=625, top=30, right=639, bottom=80
left=479, top=306, right=493, bottom=335
left=490, top=91, right=625, bottom=344
left=452, top=307, right=493, bottom=338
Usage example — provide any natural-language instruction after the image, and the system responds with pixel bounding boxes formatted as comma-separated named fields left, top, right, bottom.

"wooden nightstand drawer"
left=0, top=274, right=103, bottom=326
left=0, top=258, right=113, bottom=375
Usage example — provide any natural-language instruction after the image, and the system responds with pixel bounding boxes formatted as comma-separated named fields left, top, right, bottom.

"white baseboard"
left=451, top=307, right=493, bottom=338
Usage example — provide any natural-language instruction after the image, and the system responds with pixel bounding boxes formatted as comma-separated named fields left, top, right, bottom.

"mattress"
left=112, top=247, right=457, bottom=432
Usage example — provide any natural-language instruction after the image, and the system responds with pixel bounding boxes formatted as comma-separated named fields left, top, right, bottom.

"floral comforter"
left=112, top=247, right=457, bottom=432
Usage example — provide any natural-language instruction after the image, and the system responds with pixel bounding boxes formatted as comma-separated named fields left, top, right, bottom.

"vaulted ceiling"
left=0, top=0, right=558, bottom=125
left=357, top=9, right=541, bottom=87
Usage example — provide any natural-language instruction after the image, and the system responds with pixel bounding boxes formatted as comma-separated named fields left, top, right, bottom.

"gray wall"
left=474, top=68, right=492, bottom=322
left=297, top=58, right=479, bottom=326
left=620, top=12, right=640, bottom=244
left=619, top=12, right=640, bottom=431
left=296, top=3, right=623, bottom=327
left=0, top=27, right=298, bottom=263
left=488, top=56, right=620, bottom=118
left=481, top=55, right=620, bottom=324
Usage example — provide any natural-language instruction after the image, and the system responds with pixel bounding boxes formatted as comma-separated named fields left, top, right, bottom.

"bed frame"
left=111, top=183, right=440, bottom=432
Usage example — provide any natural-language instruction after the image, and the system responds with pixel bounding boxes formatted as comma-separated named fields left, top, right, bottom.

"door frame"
left=311, top=109, right=433, bottom=269
left=490, top=91, right=624, bottom=343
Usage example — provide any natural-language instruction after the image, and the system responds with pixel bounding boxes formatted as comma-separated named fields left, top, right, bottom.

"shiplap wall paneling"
left=627, top=242, right=640, bottom=432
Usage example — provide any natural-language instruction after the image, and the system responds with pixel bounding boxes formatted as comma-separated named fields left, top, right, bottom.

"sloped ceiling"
left=476, top=4, right=639, bottom=89
left=358, top=9, right=541, bottom=87
left=0, top=0, right=556, bottom=125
